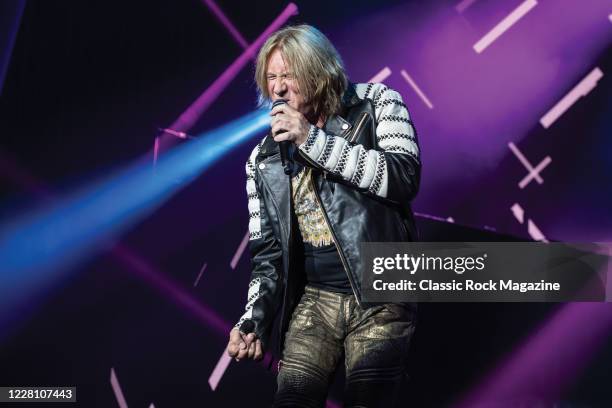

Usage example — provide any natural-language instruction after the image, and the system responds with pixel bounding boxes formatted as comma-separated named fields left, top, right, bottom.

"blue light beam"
left=0, top=109, right=270, bottom=312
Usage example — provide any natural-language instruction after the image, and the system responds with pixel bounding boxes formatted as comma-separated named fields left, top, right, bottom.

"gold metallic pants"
left=273, top=285, right=416, bottom=408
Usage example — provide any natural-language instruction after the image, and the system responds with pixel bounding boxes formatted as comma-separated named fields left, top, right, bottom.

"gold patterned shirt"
left=291, top=168, right=333, bottom=247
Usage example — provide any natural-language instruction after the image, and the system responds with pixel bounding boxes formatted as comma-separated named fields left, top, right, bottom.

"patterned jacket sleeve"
left=234, top=141, right=283, bottom=348
left=297, top=83, right=420, bottom=205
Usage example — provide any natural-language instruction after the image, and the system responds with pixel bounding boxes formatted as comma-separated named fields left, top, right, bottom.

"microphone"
left=239, top=319, right=255, bottom=335
left=271, top=99, right=294, bottom=175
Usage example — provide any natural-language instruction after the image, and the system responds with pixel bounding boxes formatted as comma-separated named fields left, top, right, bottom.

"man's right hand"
left=227, top=327, right=264, bottom=362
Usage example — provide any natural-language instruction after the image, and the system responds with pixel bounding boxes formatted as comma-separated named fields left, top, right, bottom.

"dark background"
left=1, top=0, right=611, bottom=406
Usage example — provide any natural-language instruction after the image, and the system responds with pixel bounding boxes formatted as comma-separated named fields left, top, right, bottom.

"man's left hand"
left=270, top=103, right=311, bottom=146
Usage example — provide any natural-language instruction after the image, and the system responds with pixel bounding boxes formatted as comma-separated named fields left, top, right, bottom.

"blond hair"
left=255, top=24, right=349, bottom=120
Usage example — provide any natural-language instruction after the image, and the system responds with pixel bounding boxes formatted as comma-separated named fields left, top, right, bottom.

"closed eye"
left=267, top=73, right=293, bottom=81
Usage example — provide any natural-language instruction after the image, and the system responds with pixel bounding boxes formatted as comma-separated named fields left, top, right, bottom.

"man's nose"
left=273, top=78, right=287, bottom=96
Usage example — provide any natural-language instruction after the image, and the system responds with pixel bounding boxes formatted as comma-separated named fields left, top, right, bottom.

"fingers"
left=254, top=340, right=263, bottom=361
left=271, top=116, right=292, bottom=133
left=247, top=341, right=256, bottom=359
left=236, top=339, right=249, bottom=360
left=270, top=104, right=297, bottom=117
left=270, top=105, right=284, bottom=116
left=273, top=131, right=292, bottom=143
left=271, top=119, right=289, bottom=133
left=241, top=332, right=255, bottom=348
left=246, top=338, right=263, bottom=361
left=271, top=114, right=288, bottom=127
left=233, top=332, right=256, bottom=361
left=229, top=330, right=264, bottom=362
left=271, top=121, right=294, bottom=143
left=227, top=328, right=242, bottom=358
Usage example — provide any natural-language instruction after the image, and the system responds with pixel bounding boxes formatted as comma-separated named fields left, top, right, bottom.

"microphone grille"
left=272, top=99, right=288, bottom=108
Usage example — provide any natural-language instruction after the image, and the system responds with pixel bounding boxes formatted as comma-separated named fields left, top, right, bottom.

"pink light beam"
left=202, top=0, right=249, bottom=49
left=153, top=137, right=159, bottom=166
left=194, top=262, right=208, bottom=287
left=508, top=142, right=551, bottom=188
left=519, top=156, right=551, bottom=189
left=400, top=69, right=434, bottom=109
left=113, top=244, right=232, bottom=335
left=368, top=66, right=391, bottom=83
left=159, top=127, right=189, bottom=139
left=457, top=303, right=612, bottom=407
left=511, top=203, right=524, bottom=224
left=510, top=203, right=549, bottom=242
left=473, top=0, right=538, bottom=53
left=110, top=367, right=129, bottom=408
left=540, top=67, right=603, bottom=129
left=230, top=230, right=250, bottom=270
left=208, top=351, right=233, bottom=391
left=455, top=0, right=479, bottom=14
left=168, top=3, right=299, bottom=133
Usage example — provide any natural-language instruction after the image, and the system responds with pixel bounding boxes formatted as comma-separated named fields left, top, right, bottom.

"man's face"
left=266, top=49, right=311, bottom=117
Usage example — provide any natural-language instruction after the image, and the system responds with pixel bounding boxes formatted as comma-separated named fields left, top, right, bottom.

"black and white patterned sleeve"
left=297, top=83, right=420, bottom=203
left=235, top=143, right=263, bottom=330
left=245, top=143, right=262, bottom=241
left=234, top=140, right=283, bottom=345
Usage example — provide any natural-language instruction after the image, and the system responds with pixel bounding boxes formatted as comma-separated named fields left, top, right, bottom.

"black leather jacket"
left=236, top=83, right=421, bottom=352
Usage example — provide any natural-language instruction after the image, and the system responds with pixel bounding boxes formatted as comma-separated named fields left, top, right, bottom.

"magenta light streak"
left=110, top=367, right=129, bottom=408
left=455, top=0, right=478, bottom=13
left=510, top=203, right=549, bottom=242
left=414, top=211, right=455, bottom=224
left=527, top=219, right=548, bottom=242
left=473, top=0, right=538, bottom=53
left=519, top=156, right=551, bottom=189
left=168, top=3, right=298, bottom=133
left=209, top=351, right=232, bottom=391
left=368, top=66, right=391, bottom=83
left=113, top=244, right=232, bottom=335
left=230, top=230, right=249, bottom=270
left=507, top=142, right=543, bottom=184
left=540, top=67, right=603, bottom=128
left=0, top=150, right=53, bottom=198
left=326, top=400, right=341, bottom=408
left=458, top=303, right=612, bottom=407
left=507, top=141, right=551, bottom=188
left=194, top=262, right=207, bottom=287
left=400, top=69, right=434, bottom=109
left=511, top=203, right=524, bottom=224
left=153, top=136, right=159, bottom=166
left=159, top=127, right=188, bottom=139
left=202, top=0, right=249, bottom=49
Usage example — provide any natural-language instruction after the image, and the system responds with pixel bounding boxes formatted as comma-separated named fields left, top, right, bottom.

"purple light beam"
left=202, top=0, right=249, bottom=49
left=110, top=367, right=129, bottom=408
left=457, top=302, right=612, bottom=407
left=168, top=3, right=298, bottom=133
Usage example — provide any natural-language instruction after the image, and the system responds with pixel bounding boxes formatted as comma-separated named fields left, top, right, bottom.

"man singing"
left=227, top=24, right=421, bottom=407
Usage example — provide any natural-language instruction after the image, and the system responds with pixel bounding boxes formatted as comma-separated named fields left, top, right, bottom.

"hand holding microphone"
left=270, top=100, right=311, bottom=175
left=226, top=320, right=264, bottom=362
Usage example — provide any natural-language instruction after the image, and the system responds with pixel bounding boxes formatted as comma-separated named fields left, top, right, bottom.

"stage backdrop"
left=1, top=0, right=611, bottom=406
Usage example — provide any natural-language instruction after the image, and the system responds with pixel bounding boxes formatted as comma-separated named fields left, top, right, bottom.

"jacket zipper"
left=348, top=112, right=369, bottom=143
left=277, top=184, right=292, bottom=356
left=309, top=174, right=362, bottom=307
left=258, top=156, right=292, bottom=357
